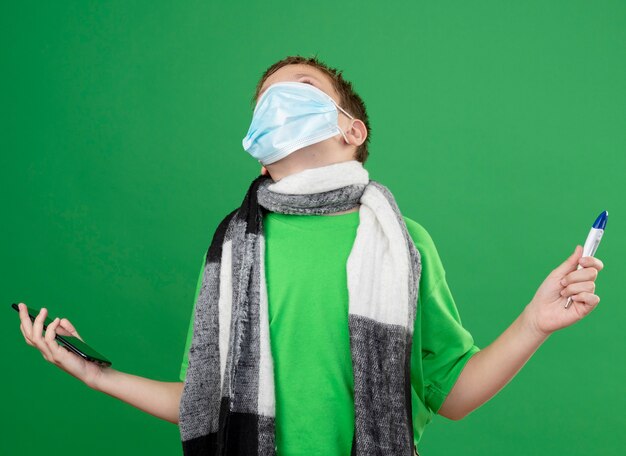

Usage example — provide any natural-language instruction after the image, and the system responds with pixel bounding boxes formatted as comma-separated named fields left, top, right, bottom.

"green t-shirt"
left=179, top=210, right=480, bottom=454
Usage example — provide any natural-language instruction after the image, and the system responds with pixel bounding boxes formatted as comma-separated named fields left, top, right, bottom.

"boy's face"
left=255, top=64, right=357, bottom=177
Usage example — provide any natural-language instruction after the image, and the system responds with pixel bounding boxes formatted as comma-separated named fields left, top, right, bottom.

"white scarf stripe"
left=257, top=234, right=276, bottom=417
left=347, top=184, right=411, bottom=328
left=217, top=240, right=233, bottom=392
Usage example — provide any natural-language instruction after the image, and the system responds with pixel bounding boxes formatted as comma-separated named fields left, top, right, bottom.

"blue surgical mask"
left=242, top=81, right=355, bottom=165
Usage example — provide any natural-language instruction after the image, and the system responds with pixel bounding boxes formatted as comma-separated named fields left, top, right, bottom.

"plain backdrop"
left=2, top=1, right=625, bottom=455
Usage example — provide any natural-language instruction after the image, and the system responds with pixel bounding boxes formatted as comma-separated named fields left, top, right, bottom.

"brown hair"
left=250, top=54, right=371, bottom=164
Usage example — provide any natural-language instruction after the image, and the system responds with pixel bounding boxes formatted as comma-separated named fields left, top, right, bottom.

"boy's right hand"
left=16, top=303, right=105, bottom=389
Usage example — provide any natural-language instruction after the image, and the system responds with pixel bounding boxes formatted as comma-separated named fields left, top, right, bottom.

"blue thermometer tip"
left=592, top=210, right=608, bottom=230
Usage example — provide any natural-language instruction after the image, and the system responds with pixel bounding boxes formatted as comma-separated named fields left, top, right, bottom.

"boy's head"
left=249, top=55, right=370, bottom=181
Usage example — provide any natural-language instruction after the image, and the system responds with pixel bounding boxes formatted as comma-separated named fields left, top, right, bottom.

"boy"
left=16, top=55, right=604, bottom=455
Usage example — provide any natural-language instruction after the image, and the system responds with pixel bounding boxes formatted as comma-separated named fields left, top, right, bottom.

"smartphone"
left=12, top=303, right=112, bottom=367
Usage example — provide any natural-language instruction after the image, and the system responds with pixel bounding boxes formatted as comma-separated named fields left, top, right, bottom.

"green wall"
left=2, top=1, right=624, bottom=455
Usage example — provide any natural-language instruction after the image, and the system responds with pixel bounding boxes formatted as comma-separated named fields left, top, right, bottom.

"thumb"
left=552, top=245, right=583, bottom=277
left=58, top=318, right=83, bottom=340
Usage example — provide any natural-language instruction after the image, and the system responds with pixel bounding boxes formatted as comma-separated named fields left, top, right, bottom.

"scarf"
left=179, top=160, right=422, bottom=455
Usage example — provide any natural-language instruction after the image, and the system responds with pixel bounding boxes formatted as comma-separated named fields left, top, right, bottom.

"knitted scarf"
left=179, top=160, right=422, bottom=455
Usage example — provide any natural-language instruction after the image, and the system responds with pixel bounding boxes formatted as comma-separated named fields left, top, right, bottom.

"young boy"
left=16, top=55, right=604, bottom=455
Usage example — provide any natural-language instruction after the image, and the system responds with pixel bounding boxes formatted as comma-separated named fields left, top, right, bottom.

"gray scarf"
left=179, top=160, right=422, bottom=455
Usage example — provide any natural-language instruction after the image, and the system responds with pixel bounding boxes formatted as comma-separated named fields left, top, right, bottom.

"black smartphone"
left=12, top=303, right=112, bottom=367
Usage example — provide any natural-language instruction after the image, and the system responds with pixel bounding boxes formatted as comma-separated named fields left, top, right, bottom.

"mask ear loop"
left=333, top=102, right=355, bottom=144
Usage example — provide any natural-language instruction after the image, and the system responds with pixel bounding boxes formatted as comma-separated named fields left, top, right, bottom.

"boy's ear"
left=261, top=166, right=269, bottom=176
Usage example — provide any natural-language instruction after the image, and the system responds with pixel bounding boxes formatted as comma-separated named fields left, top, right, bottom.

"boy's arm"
left=439, top=245, right=604, bottom=420
left=438, top=309, right=547, bottom=420
left=91, top=368, right=183, bottom=424
left=15, top=303, right=184, bottom=424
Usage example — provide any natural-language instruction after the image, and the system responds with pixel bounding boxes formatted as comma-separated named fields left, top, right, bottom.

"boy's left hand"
left=524, top=245, right=604, bottom=337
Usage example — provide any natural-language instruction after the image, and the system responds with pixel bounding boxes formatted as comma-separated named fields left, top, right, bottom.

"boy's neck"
left=322, top=205, right=360, bottom=216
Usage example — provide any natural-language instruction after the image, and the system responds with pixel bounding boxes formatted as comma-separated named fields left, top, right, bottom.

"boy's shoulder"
left=402, top=216, right=436, bottom=252
left=402, top=215, right=448, bottom=285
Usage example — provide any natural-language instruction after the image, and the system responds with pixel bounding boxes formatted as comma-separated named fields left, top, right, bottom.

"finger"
left=561, top=267, right=599, bottom=287
left=18, top=303, right=34, bottom=338
left=579, top=256, right=604, bottom=271
left=19, top=323, right=35, bottom=347
left=31, top=307, right=47, bottom=345
left=570, top=292, right=600, bottom=307
left=561, top=281, right=596, bottom=298
left=551, top=245, right=583, bottom=278
left=59, top=318, right=82, bottom=340
left=54, top=318, right=74, bottom=337
left=44, top=317, right=63, bottom=360
left=32, top=308, right=54, bottom=361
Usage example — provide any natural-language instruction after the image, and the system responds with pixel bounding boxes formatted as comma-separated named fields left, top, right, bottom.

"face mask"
left=242, top=81, right=355, bottom=165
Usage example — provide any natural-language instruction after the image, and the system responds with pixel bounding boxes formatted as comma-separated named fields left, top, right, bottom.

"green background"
left=2, top=1, right=624, bottom=455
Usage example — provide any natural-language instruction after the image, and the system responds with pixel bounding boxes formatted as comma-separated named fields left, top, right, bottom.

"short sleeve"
left=179, top=255, right=206, bottom=382
left=405, top=217, right=481, bottom=415
left=420, top=275, right=480, bottom=413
